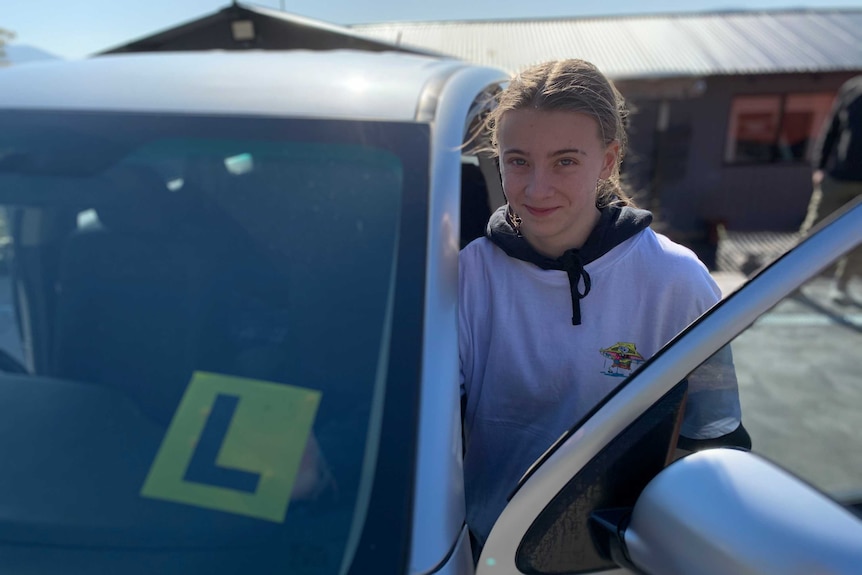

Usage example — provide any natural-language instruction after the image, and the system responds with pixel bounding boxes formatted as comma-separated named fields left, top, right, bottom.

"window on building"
left=725, top=92, right=835, bottom=164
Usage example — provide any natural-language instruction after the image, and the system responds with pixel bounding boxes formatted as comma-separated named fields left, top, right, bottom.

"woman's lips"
left=523, top=205, right=559, bottom=217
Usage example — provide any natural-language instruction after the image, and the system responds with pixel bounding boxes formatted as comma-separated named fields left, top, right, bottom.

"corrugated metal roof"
left=350, top=9, right=862, bottom=79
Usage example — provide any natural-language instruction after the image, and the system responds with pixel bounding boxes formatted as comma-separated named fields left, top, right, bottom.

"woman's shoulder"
left=627, top=229, right=719, bottom=297
left=460, top=236, right=508, bottom=266
left=637, top=228, right=711, bottom=269
left=459, top=236, right=530, bottom=289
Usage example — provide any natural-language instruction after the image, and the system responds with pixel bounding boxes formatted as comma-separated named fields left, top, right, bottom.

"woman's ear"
left=600, top=140, right=621, bottom=179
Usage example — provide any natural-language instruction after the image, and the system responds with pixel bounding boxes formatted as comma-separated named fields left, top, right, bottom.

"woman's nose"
left=524, top=168, right=554, bottom=199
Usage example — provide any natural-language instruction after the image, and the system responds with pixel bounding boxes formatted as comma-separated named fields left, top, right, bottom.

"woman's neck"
left=523, top=206, right=601, bottom=259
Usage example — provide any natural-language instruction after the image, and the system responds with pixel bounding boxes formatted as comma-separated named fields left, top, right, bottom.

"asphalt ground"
left=714, top=273, right=862, bottom=503
left=700, top=225, right=861, bottom=502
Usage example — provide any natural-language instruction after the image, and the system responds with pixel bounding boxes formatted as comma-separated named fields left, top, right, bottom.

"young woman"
left=459, top=59, right=750, bottom=549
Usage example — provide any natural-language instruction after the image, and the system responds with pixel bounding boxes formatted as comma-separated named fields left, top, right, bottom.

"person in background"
left=800, top=75, right=862, bottom=305
left=459, top=59, right=750, bottom=552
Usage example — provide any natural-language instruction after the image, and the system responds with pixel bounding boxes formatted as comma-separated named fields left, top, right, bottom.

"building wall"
left=621, top=71, right=857, bottom=239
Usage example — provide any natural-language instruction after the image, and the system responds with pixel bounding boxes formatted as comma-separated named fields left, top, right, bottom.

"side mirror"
left=620, top=449, right=862, bottom=574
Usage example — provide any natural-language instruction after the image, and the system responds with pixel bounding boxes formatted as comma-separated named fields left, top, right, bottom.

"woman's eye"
left=508, top=158, right=527, bottom=167
left=558, top=158, right=576, bottom=166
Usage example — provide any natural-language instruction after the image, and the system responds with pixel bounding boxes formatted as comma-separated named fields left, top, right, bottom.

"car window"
left=729, top=263, right=862, bottom=510
left=514, top=382, right=687, bottom=574
left=0, top=110, right=430, bottom=575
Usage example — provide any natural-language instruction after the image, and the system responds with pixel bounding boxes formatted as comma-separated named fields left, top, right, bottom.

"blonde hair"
left=486, top=59, right=635, bottom=208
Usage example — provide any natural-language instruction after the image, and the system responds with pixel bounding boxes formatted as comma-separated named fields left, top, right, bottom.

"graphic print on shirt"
left=600, top=342, right=646, bottom=378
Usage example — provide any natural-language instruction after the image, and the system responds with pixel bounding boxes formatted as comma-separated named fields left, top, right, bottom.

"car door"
left=476, top=196, right=862, bottom=574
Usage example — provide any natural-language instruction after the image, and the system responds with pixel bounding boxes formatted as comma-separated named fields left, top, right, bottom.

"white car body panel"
left=0, top=50, right=464, bottom=121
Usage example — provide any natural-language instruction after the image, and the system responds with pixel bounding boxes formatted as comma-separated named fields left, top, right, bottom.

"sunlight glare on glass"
left=224, top=153, right=254, bottom=175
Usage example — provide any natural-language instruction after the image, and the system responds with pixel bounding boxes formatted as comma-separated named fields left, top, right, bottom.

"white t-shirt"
left=459, top=227, right=742, bottom=545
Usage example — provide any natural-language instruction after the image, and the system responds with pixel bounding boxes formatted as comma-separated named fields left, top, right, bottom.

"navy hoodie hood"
left=486, top=202, right=653, bottom=325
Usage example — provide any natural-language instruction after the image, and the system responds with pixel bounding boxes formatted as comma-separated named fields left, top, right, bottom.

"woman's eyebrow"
left=501, top=148, right=588, bottom=158
left=501, top=147, right=588, bottom=157
left=550, top=148, right=588, bottom=157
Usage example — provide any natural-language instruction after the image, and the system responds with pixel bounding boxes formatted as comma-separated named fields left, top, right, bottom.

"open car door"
left=478, top=197, right=862, bottom=574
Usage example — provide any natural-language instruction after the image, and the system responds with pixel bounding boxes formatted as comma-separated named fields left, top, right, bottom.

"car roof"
left=0, top=50, right=479, bottom=121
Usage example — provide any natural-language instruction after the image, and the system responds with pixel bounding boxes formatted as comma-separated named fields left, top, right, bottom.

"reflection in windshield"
left=0, top=111, right=425, bottom=574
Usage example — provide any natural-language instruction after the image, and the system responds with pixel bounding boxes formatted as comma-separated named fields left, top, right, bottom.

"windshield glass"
left=0, top=110, right=429, bottom=575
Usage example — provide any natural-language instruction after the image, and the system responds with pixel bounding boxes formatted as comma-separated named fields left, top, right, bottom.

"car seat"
left=50, top=165, right=218, bottom=423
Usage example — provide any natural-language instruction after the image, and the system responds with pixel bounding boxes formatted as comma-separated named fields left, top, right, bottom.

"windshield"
left=0, top=110, right=429, bottom=575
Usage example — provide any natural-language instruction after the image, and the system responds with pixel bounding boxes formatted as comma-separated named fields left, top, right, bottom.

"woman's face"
left=497, top=108, right=619, bottom=258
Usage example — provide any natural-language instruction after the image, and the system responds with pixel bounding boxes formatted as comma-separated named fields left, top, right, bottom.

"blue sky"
left=4, top=0, right=861, bottom=59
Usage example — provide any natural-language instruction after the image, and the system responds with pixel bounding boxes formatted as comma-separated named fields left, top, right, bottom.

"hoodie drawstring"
left=560, top=250, right=591, bottom=325
left=485, top=203, right=654, bottom=328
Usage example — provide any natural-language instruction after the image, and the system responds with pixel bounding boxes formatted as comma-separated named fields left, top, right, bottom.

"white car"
left=0, top=50, right=859, bottom=574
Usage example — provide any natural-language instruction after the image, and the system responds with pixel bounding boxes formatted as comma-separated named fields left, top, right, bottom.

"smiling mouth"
left=524, top=206, right=559, bottom=217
